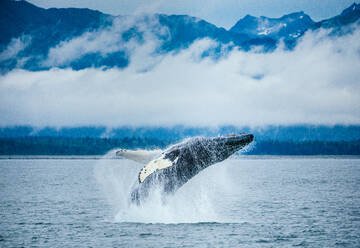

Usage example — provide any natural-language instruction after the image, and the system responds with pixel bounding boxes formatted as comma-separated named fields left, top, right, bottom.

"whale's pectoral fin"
left=138, top=154, right=175, bottom=183
left=115, top=149, right=162, bottom=164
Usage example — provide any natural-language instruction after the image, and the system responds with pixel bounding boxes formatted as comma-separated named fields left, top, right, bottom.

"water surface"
left=1, top=157, right=359, bottom=247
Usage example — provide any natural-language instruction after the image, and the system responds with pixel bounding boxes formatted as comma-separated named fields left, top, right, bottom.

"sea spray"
left=93, top=150, right=238, bottom=223
left=93, top=150, right=142, bottom=213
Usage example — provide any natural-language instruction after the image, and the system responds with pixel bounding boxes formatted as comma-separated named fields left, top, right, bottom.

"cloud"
left=0, top=27, right=359, bottom=127
left=0, top=35, right=31, bottom=62
left=42, top=15, right=167, bottom=68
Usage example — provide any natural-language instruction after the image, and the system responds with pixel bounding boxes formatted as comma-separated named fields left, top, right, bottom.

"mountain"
left=313, top=2, right=360, bottom=33
left=157, top=14, right=234, bottom=51
left=0, top=0, right=247, bottom=71
left=230, top=12, right=314, bottom=39
left=229, top=12, right=315, bottom=48
left=0, top=0, right=114, bottom=71
left=0, top=0, right=359, bottom=72
left=0, top=0, right=110, bottom=45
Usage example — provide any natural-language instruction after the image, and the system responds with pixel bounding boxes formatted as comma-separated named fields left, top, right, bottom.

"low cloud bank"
left=0, top=27, right=359, bottom=127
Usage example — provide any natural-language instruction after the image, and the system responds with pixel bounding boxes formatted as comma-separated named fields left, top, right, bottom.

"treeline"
left=0, top=137, right=359, bottom=155
left=1, top=125, right=360, bottom=142
left=0, top=137, right=169, bottom=155
left=248, top=140, right=360, bottom=155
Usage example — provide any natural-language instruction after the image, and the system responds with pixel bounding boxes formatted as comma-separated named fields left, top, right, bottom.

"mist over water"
left=94, top=150, right=236, bottom=223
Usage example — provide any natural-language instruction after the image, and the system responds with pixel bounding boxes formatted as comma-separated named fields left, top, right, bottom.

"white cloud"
left=0, top=35, right=31, bottom=62
left=0, top=28, right=359, bottom=127
left=42, top=15, right=167, bottom=68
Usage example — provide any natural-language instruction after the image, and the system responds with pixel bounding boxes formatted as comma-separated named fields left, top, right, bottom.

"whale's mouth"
left=225, top=133, right=253, bottom=143
left=221, top=133, right=254, bottom=150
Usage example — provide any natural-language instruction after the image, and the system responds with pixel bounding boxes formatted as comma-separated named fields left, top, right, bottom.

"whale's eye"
left=166, top=150, right=180, bottom=161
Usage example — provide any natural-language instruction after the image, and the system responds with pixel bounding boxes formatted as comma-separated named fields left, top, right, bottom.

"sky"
left=27, top=0, right=357, bottom=29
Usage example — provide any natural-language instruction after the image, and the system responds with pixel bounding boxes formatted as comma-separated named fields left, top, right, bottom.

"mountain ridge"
left=0, top=0, right=359, bottom=72
left=230, top=11, right=315, bottom=38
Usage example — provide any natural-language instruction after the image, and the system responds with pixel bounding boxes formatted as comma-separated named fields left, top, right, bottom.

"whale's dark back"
left=131, top=134, right=253, bottom=204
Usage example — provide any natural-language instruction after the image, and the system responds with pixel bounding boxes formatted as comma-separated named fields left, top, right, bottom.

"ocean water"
left=0, top=156, right=360, bottom=247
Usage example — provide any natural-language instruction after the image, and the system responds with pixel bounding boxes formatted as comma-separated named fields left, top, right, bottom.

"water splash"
left=94, top=150, right=234, bottom=223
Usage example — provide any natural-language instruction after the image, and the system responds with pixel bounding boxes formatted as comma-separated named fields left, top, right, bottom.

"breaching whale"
left=116, top=134, right=254, bottom=204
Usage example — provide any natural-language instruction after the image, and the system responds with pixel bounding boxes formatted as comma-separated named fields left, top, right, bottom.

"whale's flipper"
left=115, top=149, right=162, bottom=164
left=138, top=154, right=177, bottom=183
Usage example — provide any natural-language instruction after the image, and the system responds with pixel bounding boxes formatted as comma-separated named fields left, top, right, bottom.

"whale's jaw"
left=221, top=133, right=254, bottom=149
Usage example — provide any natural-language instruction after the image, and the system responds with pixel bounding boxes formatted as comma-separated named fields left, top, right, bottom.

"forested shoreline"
left=1, top=137, right=359, bottom=155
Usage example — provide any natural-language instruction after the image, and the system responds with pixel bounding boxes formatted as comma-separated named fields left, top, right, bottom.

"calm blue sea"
left=1, top=156, right=359, bottom=247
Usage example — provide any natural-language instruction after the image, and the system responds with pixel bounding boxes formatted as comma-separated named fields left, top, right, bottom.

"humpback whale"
left=116, top=134, right=254, bottom=204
